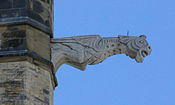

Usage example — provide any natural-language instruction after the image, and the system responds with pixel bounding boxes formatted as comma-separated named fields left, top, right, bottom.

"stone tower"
left=0, top=0, right=56, bottom=104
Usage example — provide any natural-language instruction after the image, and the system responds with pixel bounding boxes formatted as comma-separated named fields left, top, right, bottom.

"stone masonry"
left=0, top=0, right=56, bottom=104
left=0, top=61, right=53, bottom=105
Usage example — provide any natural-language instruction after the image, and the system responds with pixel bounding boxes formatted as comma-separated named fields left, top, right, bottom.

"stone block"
left=0, top=61, right=53, bottom=105
left=0, top=0, right=54, bottom=36
left=0, top=24, right=50, bottom=60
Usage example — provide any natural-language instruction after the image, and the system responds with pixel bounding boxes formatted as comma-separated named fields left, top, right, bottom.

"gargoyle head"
left=119, top=35, right=152, bottom=63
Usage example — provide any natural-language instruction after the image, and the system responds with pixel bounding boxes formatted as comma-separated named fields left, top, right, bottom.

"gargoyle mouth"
left=135, top=46, right=151, bottom=63
left=141, top=50, right=149, bottom=57
left=135, top=51, right=148, bottom=63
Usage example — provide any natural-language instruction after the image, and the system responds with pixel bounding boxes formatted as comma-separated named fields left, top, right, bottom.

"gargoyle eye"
left=139, top=40, right=144, bottom=44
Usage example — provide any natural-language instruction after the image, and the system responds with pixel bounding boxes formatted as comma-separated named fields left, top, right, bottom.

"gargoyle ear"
left=139, top=35, right=147, bottom=39
left=118, top=35, right=126, bottom=39
left=118, top=35, right=122, bottom=39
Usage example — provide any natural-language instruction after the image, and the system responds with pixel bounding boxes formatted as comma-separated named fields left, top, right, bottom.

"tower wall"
left=0, top=0, right=56, bottom=105
left=0, top=61, right=53, bottom=105
left=0, top=0, right=54, bottom=36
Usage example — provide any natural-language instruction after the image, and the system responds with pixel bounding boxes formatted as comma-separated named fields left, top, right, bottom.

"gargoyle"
left=51, top=35, right=151, bottom=72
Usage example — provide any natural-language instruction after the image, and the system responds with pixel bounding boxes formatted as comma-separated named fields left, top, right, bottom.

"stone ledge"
left=0, top=50, right=57, bottom=89
left=0, top=17, right=53, bottom=37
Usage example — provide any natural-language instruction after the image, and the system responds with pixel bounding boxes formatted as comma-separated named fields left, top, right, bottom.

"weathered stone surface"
left=51, top=35, right=152, bottom=71
left=0, top=25, right=26, bottom=51
left=0, top=1, right=55, bottom=105
left=0, top=0, right=54, bottom=36
left=26, top=25, right=51, bottom=60
left=0, top=25, right=51, bottom=60
left=0, top=61, right=53, bottom=105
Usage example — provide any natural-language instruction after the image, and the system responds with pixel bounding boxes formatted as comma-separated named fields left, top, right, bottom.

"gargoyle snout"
left=146, top=46, right=152, bottom=56
left=148, top=46, right=152, bottom=54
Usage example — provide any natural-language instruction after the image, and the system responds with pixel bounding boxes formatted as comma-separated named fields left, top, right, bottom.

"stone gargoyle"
left=51, top=35, right=152, bottom=72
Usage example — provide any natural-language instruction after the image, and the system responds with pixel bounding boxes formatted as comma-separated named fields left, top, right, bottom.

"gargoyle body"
left=51, top=35, right=151, bottom=72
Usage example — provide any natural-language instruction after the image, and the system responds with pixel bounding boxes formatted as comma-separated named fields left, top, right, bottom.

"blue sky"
left=53, top=0, right=174, bottom=105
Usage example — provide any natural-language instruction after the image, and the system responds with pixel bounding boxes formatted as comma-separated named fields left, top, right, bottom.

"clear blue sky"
left=53, top=0, right=174, bottom=105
